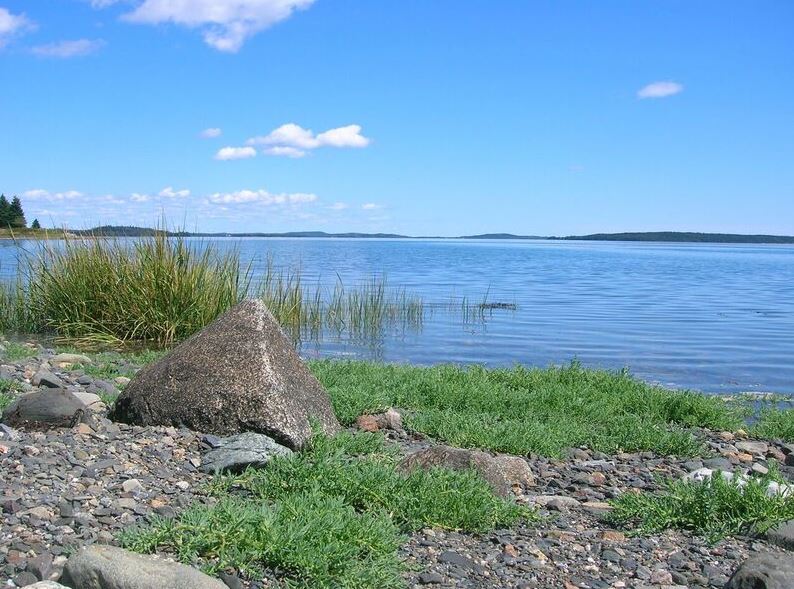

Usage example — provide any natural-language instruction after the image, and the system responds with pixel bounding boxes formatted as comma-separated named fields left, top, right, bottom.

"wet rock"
left=2, top=388, right=90, bottom=428
left=726, top=552, right=794, bottom=588
left=199, top=432, right=292, bottom=474
left=399, top=445, right=532, bottom=497
left=60, top=545, right=228, bottom=588
left=110, top=299, right=340, bottom=449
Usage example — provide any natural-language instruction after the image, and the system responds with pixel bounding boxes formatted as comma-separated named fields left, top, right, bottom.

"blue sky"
left=1, top=1, right=792, bottom=235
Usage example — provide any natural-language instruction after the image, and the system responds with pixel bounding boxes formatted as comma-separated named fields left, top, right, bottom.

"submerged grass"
left=309, top=360, right=744, bottom=457
left=607, top=464, right=794, bottom=542
left=120, top=431, right=529, bottom=588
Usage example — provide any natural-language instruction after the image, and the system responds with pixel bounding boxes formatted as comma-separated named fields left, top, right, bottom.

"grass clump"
left=752, top=408, right=794, bottom=442
left=0, top=379, right=19, bottom=411
left=121, top=431, right=529, bottom=588
left=607, top=464, right=794, bottom=542
left=309, top=360, right=743, bottom=458
left=22, top=233, right=249, bottom=346
left=0, top=341, right=36, bottom=361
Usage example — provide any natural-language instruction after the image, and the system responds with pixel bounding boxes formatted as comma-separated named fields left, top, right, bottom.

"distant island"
left=52, top=226, right=794, bottom=244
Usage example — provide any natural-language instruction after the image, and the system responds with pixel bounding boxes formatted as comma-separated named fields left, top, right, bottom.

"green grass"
left=121, top=431, right=529, bottom=588
left=0, top=341, right=37, bottom=361
left=752, top=408, right=794, bottom=442
left=0, top=378, right=20, bottom=411
left=606, top=464, right=794, bottom=542
left=19, top=233, right=249, bottom=346
left=309, top=360, right=743, bottom=458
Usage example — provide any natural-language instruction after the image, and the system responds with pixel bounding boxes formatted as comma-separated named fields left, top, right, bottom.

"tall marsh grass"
left=0, top=233, right=468, bottom=346
left=13, top=233, right=249, bottom=346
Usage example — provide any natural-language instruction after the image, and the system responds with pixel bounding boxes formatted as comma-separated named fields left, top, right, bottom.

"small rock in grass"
left=355, top=414, right=380, bottom=432
left=398, top=445, right=533, bottom=497
left=60, top=545, right=228, bottom=589
left=199, top=432, right=292, bottom=474
left=51, top=353, right=93, bottom=366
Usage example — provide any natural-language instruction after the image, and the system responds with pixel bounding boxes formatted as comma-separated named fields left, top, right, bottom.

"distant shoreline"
left=4, top=227, right=794, bottom=244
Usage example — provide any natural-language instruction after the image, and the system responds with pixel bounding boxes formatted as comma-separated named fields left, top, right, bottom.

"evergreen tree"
left=0, top=194, right=10, bottom=228
left=9, top=196, right=26, bottom=228
left=31, top=218, right=41, bottom=230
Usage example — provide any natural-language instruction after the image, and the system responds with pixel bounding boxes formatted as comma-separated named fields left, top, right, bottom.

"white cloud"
left=119, top=0, right=315, bottom=52
left=328, top=202, right=348, bottom=210
left=214, top=146, right=257, bottom=160
left=361, top=203, right=379, bottom=210
left=248, top=123, right=370, bottom=157
left=200, top=127, right=222, bottom=138
left=32, top=39, right=105, bottom=58
left=0, top=7, right=34, bottom=48
left=23, top=189, right=83, bottom=200
left=159, top=186, right=190, bottom=198
left=130, top=193, right=150, bottom=202
left=208, top=189, right=317, bottom=205
left=637, top=81, right=683, bottom=99
left=263, top=146, right=306, bottom=158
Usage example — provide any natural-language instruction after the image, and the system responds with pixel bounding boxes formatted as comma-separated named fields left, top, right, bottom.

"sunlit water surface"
left=2, top=238, right=792, bottom=394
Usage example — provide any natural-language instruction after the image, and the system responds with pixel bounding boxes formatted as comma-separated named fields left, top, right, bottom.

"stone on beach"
left=109, top=299, right=340, bottom=449
left=2, top=388, right=90, bottom=428
left=59, top=545, right=228, bottom=589
left=398, top=445, right=533, bottom=497
left=725, top=552, right=794, bottom=588
left=199, top=431, right=293, bottom=473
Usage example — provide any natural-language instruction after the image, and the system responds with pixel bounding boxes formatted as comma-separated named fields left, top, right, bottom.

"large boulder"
left=398, top=445, right=534, bottom=497
left=2, top=389, right=90, bottom=429
left=59, top=545, right=227, bottom=589
left=110, top=299, right=340, bottom=449
left=726, top=552, right=794, bottom=588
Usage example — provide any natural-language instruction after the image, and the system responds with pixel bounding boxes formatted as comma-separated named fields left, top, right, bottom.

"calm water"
left=2, top=238, right=793, bottom=394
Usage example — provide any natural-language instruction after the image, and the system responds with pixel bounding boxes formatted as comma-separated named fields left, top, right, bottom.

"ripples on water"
left=1, top=238, right=792, bottom=393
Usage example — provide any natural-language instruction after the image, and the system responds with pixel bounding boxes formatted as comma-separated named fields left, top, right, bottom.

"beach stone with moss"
left=398, top=445, right=533, bottom=497
left=59, top=545, right=228, bottom=589
left=199, top=431, right=292, bottom=473
left=109, top=299, right=340, bottom=449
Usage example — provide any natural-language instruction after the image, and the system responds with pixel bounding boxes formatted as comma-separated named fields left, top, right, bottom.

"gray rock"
left=398, top=445, right=533, bottom=497
left=726, top=552, right=794, bottom=588
left=767, top=519, right=794, bottom=550
left=72, top=392, right=106, bottom=411
left=51, top=353, right=93, bottom=365
left=110, top=299, right=340, bottom=449
left=32, top=369, right=65, bottom=389
left=735, top=440, right=769, bottom=455
left=2, top=388, right=89, bottom=428
left=59, top=545, right=227, bottom=589
left=200, top=431, right=292, bottom=474
left=20, top=583, right=71, bottom=589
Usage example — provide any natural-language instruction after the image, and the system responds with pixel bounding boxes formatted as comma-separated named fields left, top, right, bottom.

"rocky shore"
left=2, top=304, right=794, bottom=588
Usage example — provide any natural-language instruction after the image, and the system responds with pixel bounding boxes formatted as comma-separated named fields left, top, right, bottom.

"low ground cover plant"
left=752, top=408, right=794, bottom=442
left=606, top=465, right=794, bottom=542
left=121, top=431, right=530, bottom=588
left=310, top=360, right=743, bottom=457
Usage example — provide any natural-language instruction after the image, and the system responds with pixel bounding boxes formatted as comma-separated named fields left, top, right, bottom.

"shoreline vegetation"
left=3, top=225, right=794, bottom=243
left=0, top=232, right=509, bottom=345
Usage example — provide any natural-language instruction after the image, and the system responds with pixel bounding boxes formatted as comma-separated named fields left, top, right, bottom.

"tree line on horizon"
left=0, top=195, right=39, bottom=230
